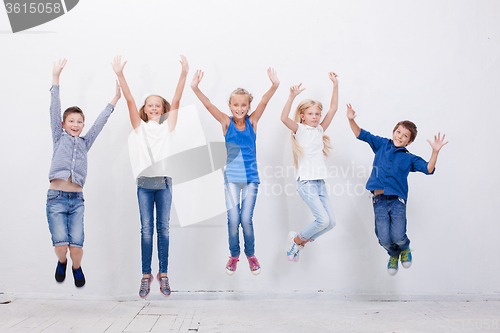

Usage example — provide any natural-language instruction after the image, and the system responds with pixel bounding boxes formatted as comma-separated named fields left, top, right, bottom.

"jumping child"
left=281, top=72, right=339, bottom=262
left=346, top=103, right=448, bottom=275
left=47, top=59, right=121, bottom=287
left=112, top=55, right=189, bottom=297
left=190, top=68, right=279, bottom=275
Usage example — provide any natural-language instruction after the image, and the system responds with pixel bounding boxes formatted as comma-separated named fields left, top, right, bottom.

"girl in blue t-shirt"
left=191, top=68, right=279, bottom=275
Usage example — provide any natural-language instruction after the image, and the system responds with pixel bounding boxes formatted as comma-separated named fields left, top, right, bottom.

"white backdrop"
left=1, top=0, right=499, bottom=299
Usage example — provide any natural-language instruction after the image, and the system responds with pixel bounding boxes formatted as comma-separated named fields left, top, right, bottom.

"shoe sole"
left=401, top=261, right=412, bottom=268
left=226, top=269, right=236, bottom=276
left=251, top=269, right=261, bottom=275
left=388, top=268, right=398, bottom=276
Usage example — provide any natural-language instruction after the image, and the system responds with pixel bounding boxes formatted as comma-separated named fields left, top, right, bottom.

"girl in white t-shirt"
left=112, top=55, right=189, bottom=298
left=280, top=72, right=339, bottom=262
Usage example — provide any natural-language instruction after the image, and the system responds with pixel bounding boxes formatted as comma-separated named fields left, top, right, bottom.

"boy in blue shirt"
left=47, top=59, right=121, bottom=287
left=346, top=104, right=447, bottom=275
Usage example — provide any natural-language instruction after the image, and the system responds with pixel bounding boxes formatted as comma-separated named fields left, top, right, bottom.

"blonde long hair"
left=291, top=99, right=332, bottom=169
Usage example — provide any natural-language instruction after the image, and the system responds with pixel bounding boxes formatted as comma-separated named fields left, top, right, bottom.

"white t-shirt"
left=294, top=123, right=328, bottom=180
left=129, top=119, right=175, bottom=179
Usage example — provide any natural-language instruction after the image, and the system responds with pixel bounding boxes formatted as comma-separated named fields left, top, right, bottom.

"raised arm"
left=249, top=67, right=280, bottom=126
left=52, top=58, right=66, bottom=86
left=109, top=80, right=121, bottom=106
left=50, top=59, right=67, bottom=143
left=112, top=55, right=141, bottom=129
left=320, top=72, right=339, bottom=131
left=346, top=103, right=361, bottom=138
left=426, top=133, right=448, bottom=173
left=281, top=84, right=305, bottom=133
left=167, top=55, right=189, bottom=131
left=191, top=70, right=230, bottom=130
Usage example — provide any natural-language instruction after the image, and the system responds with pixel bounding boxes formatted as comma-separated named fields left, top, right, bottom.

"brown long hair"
left=139, top=95, right=171, bottom=122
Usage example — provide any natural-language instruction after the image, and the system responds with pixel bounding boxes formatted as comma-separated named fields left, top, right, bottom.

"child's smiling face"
left=300, top=105, right=322, bottom=127
left=228, top=94, right=250, bottom=119
left=144, top=96, right=165, bottom=121
left=62, top=113, right=85, bottom=137
left=392, top=125, right=413, bottom=148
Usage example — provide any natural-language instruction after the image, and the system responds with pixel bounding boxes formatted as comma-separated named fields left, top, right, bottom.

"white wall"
left=1, top=0, right=499, bottom=299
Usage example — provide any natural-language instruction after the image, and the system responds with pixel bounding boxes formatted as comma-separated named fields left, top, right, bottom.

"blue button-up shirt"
left=358, top=128, right=433, bottom=201
left=48, top=85, right=114, bottom=188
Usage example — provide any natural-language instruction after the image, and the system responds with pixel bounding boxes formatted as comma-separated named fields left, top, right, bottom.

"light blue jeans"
left=296, top=178, right=336, bottom=242
left=46, top=190, right=85, bottom=247
left=225, top=182, right=259, bottom=257
left=137, top=177, right=172, bottom=275
left=372, top=194, right=410, bottom=257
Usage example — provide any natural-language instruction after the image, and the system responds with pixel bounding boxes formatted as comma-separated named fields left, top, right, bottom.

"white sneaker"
left=286, top=231, right=300, bottom=261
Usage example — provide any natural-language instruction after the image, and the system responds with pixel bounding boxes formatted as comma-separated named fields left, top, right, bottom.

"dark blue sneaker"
left=72, top=267, right=86, bottom=288
left=55, top=261, right=67, bottom=283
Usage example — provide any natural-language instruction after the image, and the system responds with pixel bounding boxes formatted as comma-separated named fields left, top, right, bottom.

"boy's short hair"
left=63, top=106, right=85, bottom=122
left=393, top=120, right=417, bottom=142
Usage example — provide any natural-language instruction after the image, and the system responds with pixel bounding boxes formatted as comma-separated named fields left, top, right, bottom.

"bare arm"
left=52, top=58, right=67, bottom=86
left=109, top=80, right=122, bottom=106
left=426, top=133, right=448, bottom=173
left=112, top=56, right=141, bottom=129
left=249, top=68, right=280, bottom=126
left=320, top=72, right=339, bottom=131
left=190, top=70, right=230, bottom=130
left=346, top=103, right=361, bottom=138
left=281, top=84, right=305, bottom=133
left=168, top=55, right=189, bottom=132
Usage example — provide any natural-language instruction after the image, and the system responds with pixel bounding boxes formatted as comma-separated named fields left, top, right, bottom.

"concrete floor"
left=1, top=293, right=499, bottom=332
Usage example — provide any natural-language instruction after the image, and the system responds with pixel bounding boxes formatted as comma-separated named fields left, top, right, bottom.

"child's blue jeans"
left=137, top=177, right=172, bottom=275
left=224, top=182, right=259, bottom=258
left=46, top=189, right=85, bottom=247
left=296, top=178, right=336, bottom=242
left=372, top=194, right=410, bottom=257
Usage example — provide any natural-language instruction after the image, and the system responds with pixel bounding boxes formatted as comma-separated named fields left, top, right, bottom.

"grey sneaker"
left=157, top=273, right=171, bottom=297
left=139, top=274, right=152, bottom=298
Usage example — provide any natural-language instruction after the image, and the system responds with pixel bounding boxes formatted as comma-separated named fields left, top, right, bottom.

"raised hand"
left=427, top=133, right=448, bottom=152
left=53, top=59, right=67, bottom=77
left=190, top=70, right=204, bottom=89
left=111, top=55, right=127, bottom=75
left=267, top=67, right=280, bottom=87
left=346, top=103, right=357, bottom=120
left=290, top=83, right=305, bottom=98
left=329, top=71, right=338, bottom=85
left=179, top=55, right=189, bottom=75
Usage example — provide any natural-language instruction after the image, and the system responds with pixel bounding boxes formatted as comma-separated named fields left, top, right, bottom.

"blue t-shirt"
left=358, top=128, right=433, bottom=201
left=224, top=116, right=260, bottom=183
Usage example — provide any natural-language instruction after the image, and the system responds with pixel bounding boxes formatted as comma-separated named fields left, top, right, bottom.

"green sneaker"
left=387, top=255, right=399, bottom=276
left=400, top=249, right=412, bottom=268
